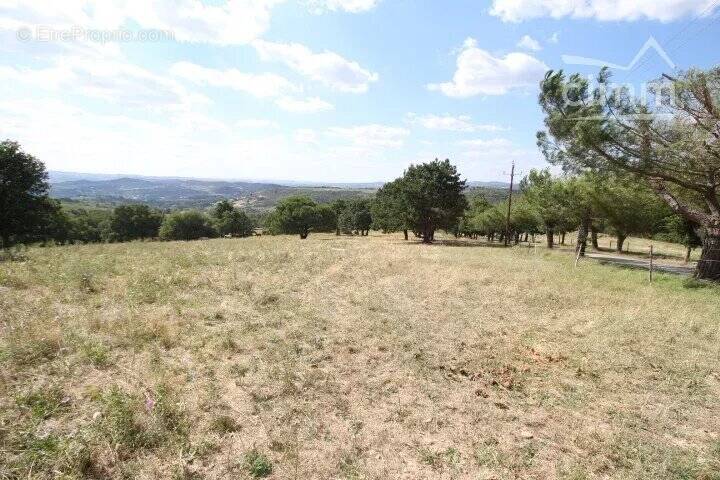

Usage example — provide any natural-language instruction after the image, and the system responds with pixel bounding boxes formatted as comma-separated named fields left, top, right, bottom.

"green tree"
left=108, top=204, right=163, bottom=242
left=538, top=67, right=720, bottom=279
left=399, top=159, right=468, bottom=243
left=589, top=174, right=671, bottom=252
left=213, top=199, right=235, bottom=218
left=521, top=170, right=574, bottom=248
left=212, top=200, right=255, bottom=237
left=371, top=179, right=409, bottom=239
left=315, top=204, right=338, bottom=233
left=266, top=196, right=321, bottom=239
left=215, top=209, right=255, bottom=237
left=338, top=199, right=373, bottom=235
left=472, top=205, right=506, bottom=241
left=0, top=141, right=52, bottom=248
left=510, top=197, right=542, bottom=243
left=329, top=199, right=347, bottom=236
left=659, top=215, right=702, bottom=262
left=159, top=211, right=217, bottom=241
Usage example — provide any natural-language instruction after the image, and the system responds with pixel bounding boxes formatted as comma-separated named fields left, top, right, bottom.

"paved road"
left=586, top=253, right=695, bottom=276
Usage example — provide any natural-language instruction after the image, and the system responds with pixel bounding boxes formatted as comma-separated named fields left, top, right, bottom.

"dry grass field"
left=1, top=233, right=719, bottom=479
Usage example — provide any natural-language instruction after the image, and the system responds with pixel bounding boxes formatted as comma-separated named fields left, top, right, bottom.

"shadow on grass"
left=394, top=238, right=512, bottom=248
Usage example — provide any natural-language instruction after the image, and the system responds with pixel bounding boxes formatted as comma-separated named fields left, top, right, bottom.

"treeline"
left=536, top=67, right=720, bottom=281
left=0, top=140, right=698, bottom=257
left=1, top=141, right=469, bottom=247
left=457, top=170, right=700, bottom=258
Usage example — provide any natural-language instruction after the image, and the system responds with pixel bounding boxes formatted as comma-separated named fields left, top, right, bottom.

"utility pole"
left=504, top=161, right=515, bottom=247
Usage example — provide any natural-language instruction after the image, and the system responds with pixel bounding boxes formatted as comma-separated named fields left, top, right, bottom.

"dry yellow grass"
left=1, top=233, right=719, bottom=479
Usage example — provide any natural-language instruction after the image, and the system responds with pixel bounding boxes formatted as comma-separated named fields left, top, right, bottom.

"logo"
left=559, top=37, right=679, bottom=120
left=562, top=36, right=676, bottom=71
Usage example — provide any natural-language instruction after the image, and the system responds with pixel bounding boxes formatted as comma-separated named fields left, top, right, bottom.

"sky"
left=1, top=0, right=719, bottom=183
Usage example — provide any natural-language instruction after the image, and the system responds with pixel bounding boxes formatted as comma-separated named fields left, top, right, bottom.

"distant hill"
left=48, top=171, right=513, bottom=210
left=49, top=174, right=375, bottom=210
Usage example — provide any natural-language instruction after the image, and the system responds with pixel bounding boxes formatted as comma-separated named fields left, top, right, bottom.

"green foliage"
left=159, top=211, right=217, bottom=241
left=338, top=199, right=373, bottom=235
left=521, top=169, right=575, bottom=233
left=315, top=204, right=339, bottom=233
left=0, top=141, right=52, bottom=247
left=265, top=196, right=322, bottom=239
left=371, top=178, right=407, bottom=233
left=537, top=67, right=720, bottom=279
left=212, top=200, right=255, bottom=237
left=657, top=215, right=702, bottom=250
left=394, top=159, right=468, bottom=242
left=589, top=174, right=671, bottom=242
left=108, top=204, right=163, bottom=242
left=16, top=386, right=67, bottom=420
left=244, top=449, right=273, bottom=477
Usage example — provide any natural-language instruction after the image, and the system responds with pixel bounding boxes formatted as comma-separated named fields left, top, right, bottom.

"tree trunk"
left=546, top=227, right=554, bottom=249
left=0, top=233, right=9, bottom=250
left=335, top=226, right=340, bottom=236
left=685, top=246, right=692, bottom=263
left=590, top=226, right=599, bottom=249
left=403, top=229, right=408, bottom=240
left=575, top=217, right=589, bottom=257
left=616, top=234, right=626, bottom=253
left=514, top=232, right=520, bottom=244
left=696, top=230, right=720, bottom=281
left=524, top=232, right=529, bottom=242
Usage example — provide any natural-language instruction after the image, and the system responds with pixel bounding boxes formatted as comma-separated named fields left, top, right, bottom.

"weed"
left=211, top=414, right=241, bottom=434
left=244, top=449, right=273, bottom=478
left=16, top=385, right=67, bottom=419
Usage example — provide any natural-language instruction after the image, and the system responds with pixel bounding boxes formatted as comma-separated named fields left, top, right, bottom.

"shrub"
left=214, top=208, right=255, bottom=237
left=244, top=449, right=272, bottom=478
left=159, top=211, right=217, bottom=241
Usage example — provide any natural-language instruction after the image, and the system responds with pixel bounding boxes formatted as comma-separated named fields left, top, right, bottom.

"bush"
left=107, top=204, right=163, bottom=242
left=159, top=211, right=217, bottom=241
left=265, top=196, right=322, bottom=239
left=212, top=201, right=255, bottom=237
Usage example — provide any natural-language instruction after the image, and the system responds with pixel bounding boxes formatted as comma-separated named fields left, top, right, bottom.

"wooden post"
left=504, top=162, right=515, bottom=247
left=649, top=245, right=654, bottom=283
left=609, top=240, right=613, bottom=250
left=574, top=246, right=582, bottom=268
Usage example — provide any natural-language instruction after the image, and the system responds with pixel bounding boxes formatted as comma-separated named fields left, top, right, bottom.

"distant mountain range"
left=48, top=171, right=512, bottom=210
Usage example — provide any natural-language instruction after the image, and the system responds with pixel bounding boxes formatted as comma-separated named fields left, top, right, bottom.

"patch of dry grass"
left=1, top=233, right=719, bottom=479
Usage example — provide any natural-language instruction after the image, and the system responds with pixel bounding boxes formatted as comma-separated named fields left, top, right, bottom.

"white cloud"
left=517, top=34, right=541, bottom=51
left=0, top=53, right=207, bottom=111
left=235, top=119, right=279, bottom=129
left=275, top=96, right=334, bottom=113
left=293, top=128, right=318, bottom=144
left=253, top=40, right=378, bottom=93
left=490, top=0, right=720, bottom=22
left=170, top=61, right=299, bottom=98
left=327, top=124, right=409, bottom=148
left=406, top=113, right=506, bottom=132
left=548, top=32, right=560, bottom=44
left=458, top=138, right=514, bottom=148
left=305, top=0, right=380, bottom=13
left=428, top=38, right=548, bottom=97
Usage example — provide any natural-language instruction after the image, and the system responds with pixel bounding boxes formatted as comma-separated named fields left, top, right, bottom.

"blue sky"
left=1, top=0, right=719, bottom=182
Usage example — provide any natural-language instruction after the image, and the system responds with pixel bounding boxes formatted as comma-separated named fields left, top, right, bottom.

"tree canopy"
left=396, top=159, right=468, bottom=243
left=537, top=67, right=720, bottom=279
left=0, top=140, right=52, bottom=247
left=266, top=196, right=322, bottom=239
